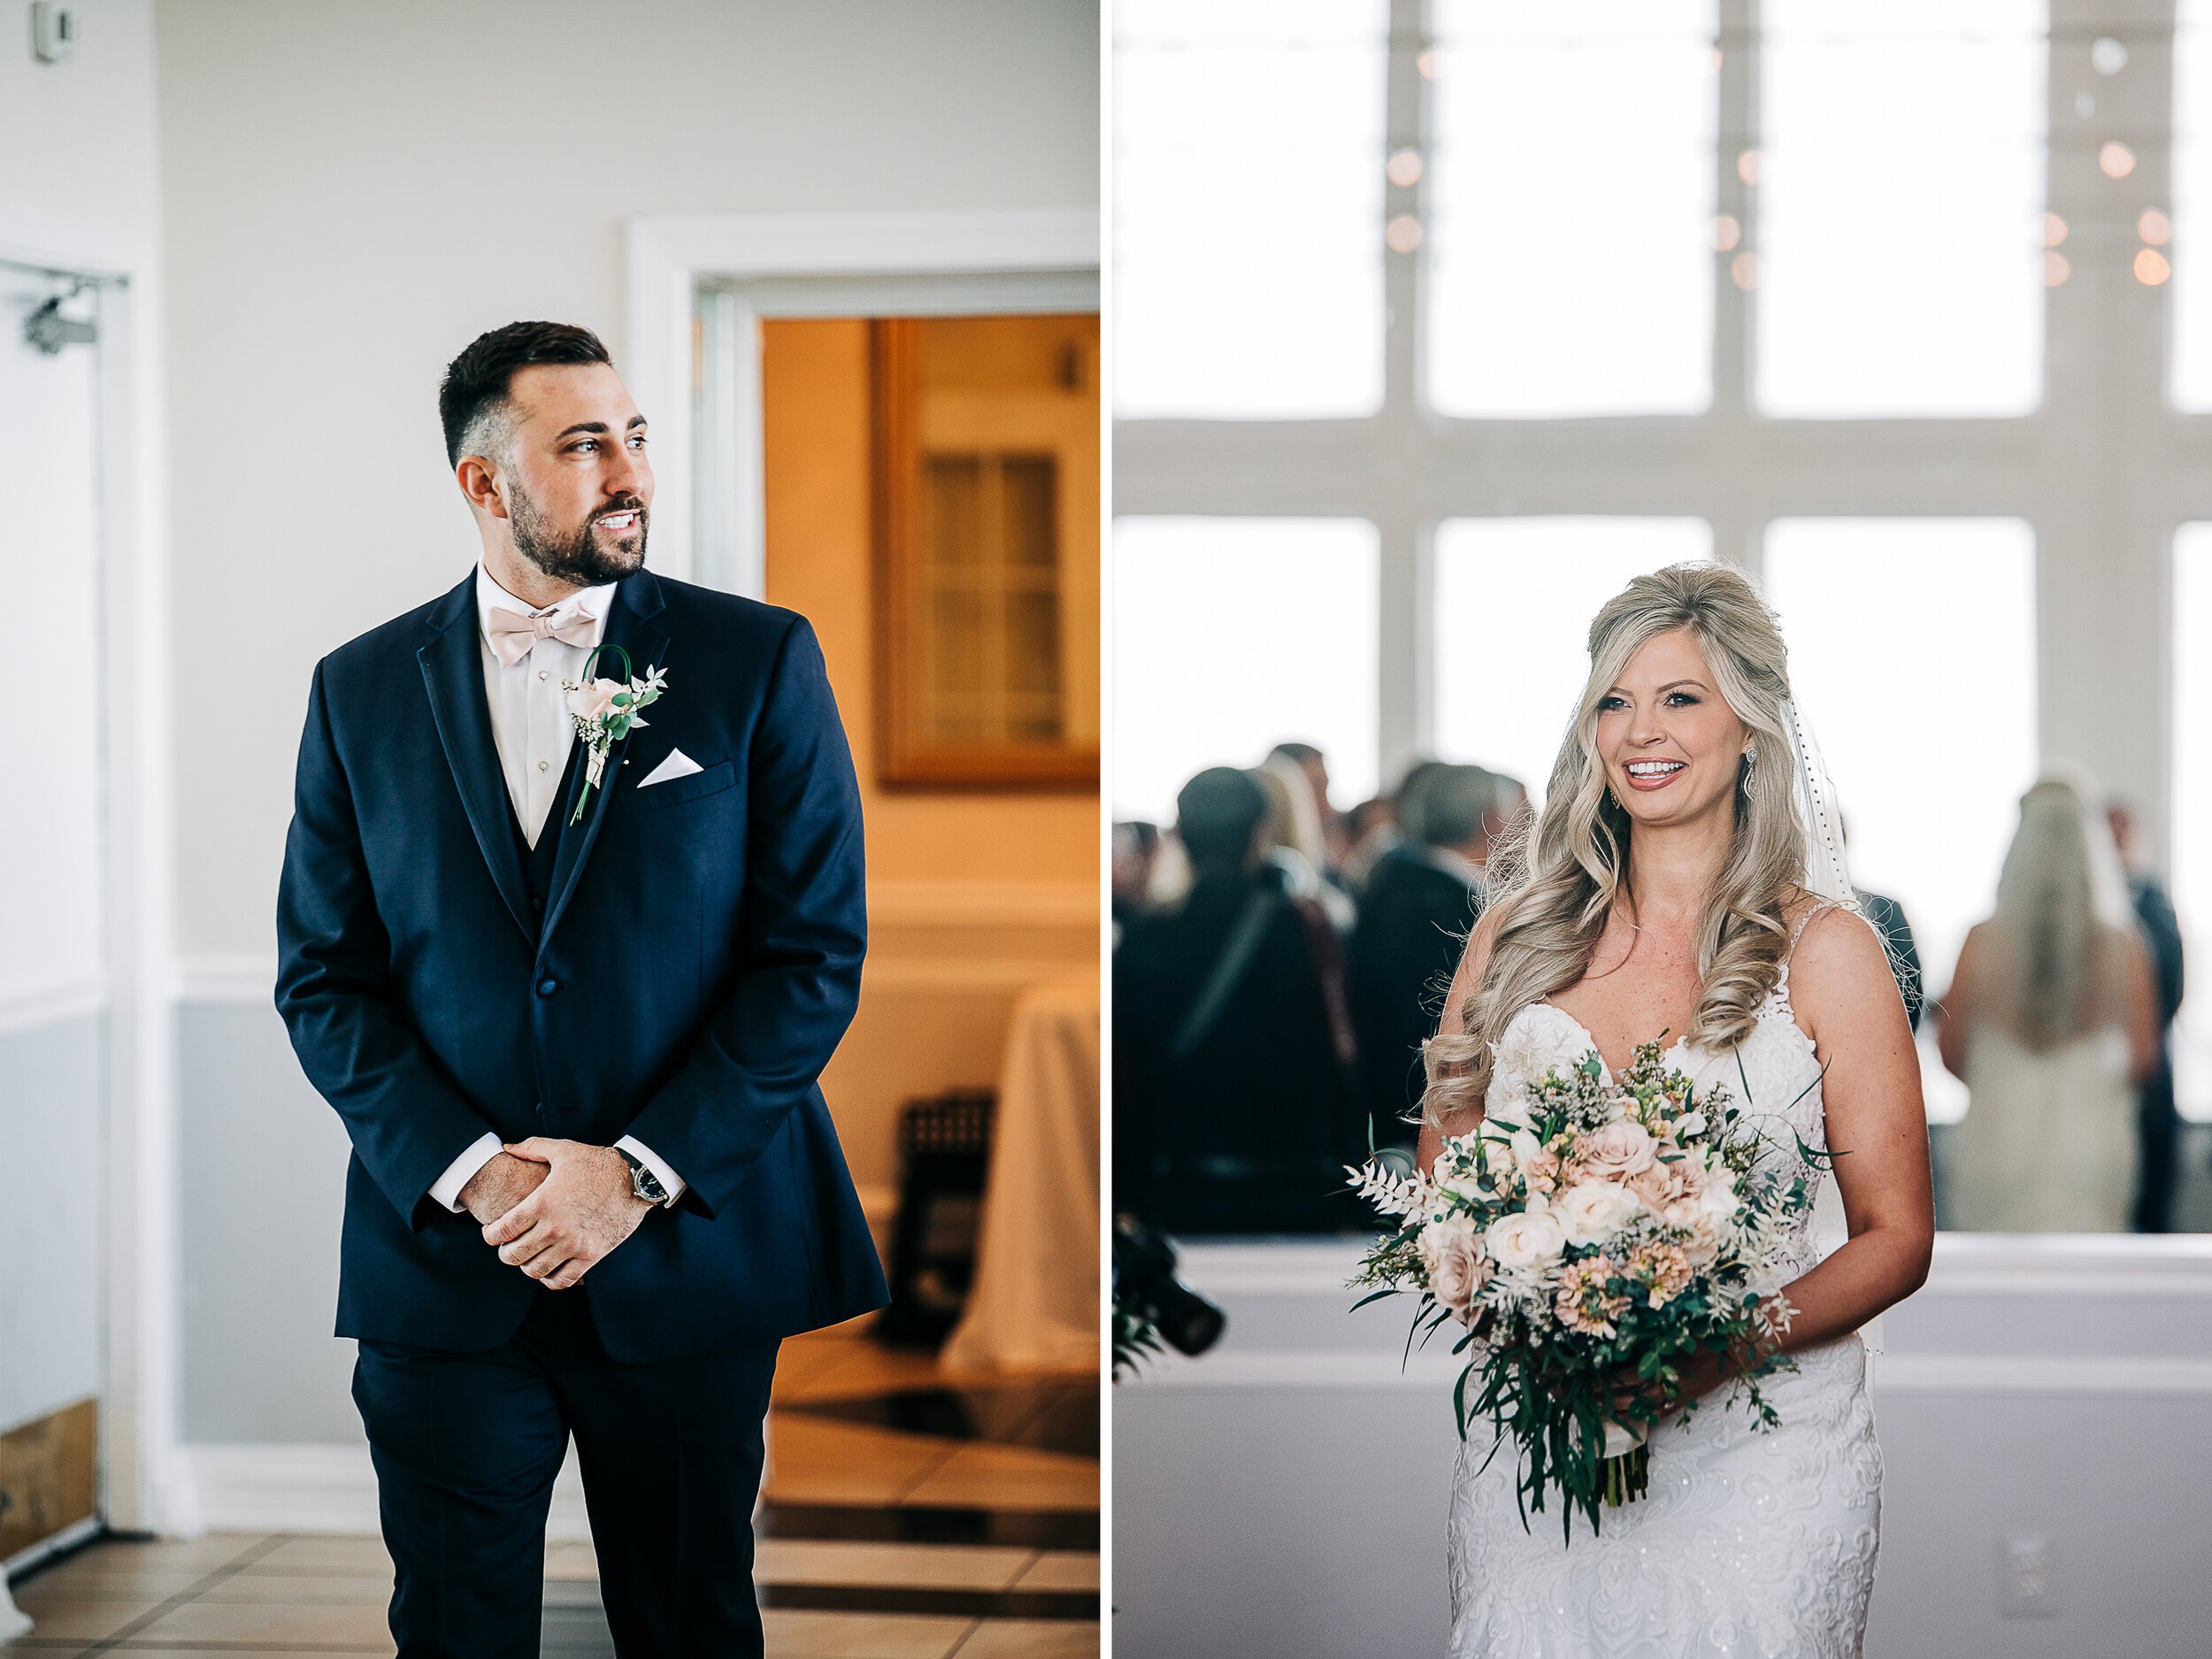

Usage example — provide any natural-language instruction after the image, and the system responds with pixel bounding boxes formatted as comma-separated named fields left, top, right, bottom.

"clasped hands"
left=457, top=1140, right=652, bottom=1292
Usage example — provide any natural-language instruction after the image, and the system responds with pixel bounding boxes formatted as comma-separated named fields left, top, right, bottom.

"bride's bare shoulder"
left=1783, top=897, right=1901, bottom=1038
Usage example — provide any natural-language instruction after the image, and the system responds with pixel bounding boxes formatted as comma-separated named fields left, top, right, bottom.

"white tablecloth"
left=941, top=971, right=1101, bottom=1375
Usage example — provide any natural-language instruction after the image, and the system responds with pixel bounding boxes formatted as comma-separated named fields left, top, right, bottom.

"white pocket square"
left=636, top=748, right=704, bottom=788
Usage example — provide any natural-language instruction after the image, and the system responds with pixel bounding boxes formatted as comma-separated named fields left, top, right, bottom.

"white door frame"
left=624, top=208, right=1100, bottom=598
left=0, top=227, right=191, bottom=1541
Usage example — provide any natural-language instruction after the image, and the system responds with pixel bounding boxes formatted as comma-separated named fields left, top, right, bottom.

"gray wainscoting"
left=1115, top=1238, right=2212, bottom=1659
left=177, top=999, right=360, bottom=1445
left=0, top=1011, right=104, bottom=1434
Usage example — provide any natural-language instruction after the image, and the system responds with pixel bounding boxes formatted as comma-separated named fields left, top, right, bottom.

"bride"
left=1418, top=565, right=1934, bottom=1657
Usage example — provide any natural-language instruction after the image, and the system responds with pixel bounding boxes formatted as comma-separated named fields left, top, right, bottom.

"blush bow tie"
left=486, top=605, right=600, bottom=668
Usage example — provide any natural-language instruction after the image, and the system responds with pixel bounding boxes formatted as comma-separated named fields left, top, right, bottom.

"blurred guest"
left=1112, top=819, right=1161, bottom=935
left=1854, top=888, right=1924, bottom=1032
left=1269, top=740, right=1347, bottom=871
left=1937, top=776, right=2159, bottom=1231
left=1839, top=817, right=1924, bottom=1030
left=1255, top=759, right=1354, bottom=930
left=1348, top=765, right=1516, bottom=1153
left=1114, top=768, right=1362, bottom=1235
left=1339, top=794, right=1397, bottom=896
left=2109, top=800, right=2187, bottom=1232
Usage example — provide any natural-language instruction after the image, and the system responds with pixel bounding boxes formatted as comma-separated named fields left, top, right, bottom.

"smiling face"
left=468, top=361, right=653, bottom=588
left=1592, top=626, right=1753, bottom=831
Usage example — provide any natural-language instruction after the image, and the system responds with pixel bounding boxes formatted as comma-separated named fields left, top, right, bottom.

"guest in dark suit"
left=2111, top=803, right=2188, bottom=1231
left=1348, top=764, right=1518, bottom=1156
left=1854, top=887, right=1925, bottom=1032
left=1114, top=767, right=1360, bottom=1235
left=276, top=322, right=886, bottom=1658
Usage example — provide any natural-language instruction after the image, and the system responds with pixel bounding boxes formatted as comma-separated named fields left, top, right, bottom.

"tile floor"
left=3, top=1324, right=1099, bottom=1658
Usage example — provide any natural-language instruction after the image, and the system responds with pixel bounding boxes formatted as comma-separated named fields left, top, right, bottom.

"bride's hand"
left=1607, top=1348, right=1732, bottom=1423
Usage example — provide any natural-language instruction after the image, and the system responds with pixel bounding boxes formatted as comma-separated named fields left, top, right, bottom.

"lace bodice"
left=1449, top=936, right=1880, bottom=1658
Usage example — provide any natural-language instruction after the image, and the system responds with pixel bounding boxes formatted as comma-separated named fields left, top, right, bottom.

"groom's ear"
left=456, top=453, right=510, bottom=520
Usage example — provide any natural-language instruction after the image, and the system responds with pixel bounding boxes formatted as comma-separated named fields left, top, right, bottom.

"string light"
left=1417, top=49, right=1438, bottom=80
left=2139, top=207, right=2173, bottom=246
left=2045, top=250, right=2071, bottom=287
left=1731, top=251, right=1760, bottom=290
left=1385, top=214, right=1423, bottom=254
left=2136, top=247, right=2171, bottom=286
left=2091, top=35, right=2130, bottom=76
left=1737, top=149, right=1763, bottom=186
left=2043, top=212, right=2069, bottom=248
left=1386, top=148, right=1424, bottom=188
left=2101, top=141, right=2137, bottom=179
left=1713, top=214, right=1742, bottom=252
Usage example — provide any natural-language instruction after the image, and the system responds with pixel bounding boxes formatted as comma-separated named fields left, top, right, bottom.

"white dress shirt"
left=426, top=564, right=687, bottom=1215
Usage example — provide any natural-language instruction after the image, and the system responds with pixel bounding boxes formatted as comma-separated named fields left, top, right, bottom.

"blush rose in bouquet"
left=1348, top=1031, right=1824, bottom=1540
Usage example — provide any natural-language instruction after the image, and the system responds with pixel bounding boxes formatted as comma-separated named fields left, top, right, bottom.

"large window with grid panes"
left=1114, top=0, right=2212, bottom=1124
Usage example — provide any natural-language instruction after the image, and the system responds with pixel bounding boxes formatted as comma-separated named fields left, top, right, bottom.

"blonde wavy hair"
left=1981, top=773, right=2133, bottom=1050
left=1423, top=564, right=1813, bottom=1130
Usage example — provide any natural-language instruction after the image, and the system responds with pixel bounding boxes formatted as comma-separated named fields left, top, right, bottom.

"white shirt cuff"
left=429, top=1133, right=503, bottom=1214
left=616, top=1135, right=687, bottom=1205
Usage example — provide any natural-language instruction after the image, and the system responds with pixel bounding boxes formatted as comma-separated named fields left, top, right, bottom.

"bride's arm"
left=1764, top=905, right=1936, bottom=1354
left=1413, top=908, right=1505, bottom=1176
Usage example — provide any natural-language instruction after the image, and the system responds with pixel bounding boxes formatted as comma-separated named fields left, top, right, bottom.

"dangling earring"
left=1741, top=744, right=1756, bottom=769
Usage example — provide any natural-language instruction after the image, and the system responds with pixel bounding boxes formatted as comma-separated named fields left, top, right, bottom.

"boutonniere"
left=561, top=644, right=668, bottom=824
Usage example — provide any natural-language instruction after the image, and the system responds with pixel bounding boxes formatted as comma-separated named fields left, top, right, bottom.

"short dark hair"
left=1177, top=767, right=1269, bottom=872
left=439, top=320, right=612, bottom=467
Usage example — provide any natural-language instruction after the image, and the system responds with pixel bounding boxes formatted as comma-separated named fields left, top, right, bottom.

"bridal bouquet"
left=1348, top=1027, right=1818, bottom=1540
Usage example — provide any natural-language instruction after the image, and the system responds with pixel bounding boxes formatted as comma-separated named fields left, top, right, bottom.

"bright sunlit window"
left=2173, top=3, right=2212, bottom=408
left=1432, top=519, right=1714, bottom=796
left=1426, top=0, right=1717, bottom=417
left=1112, top=518, right=1379, bottom=824
left=1113, top=0, right=1386, bottom=419
left=2171, top=528, right=2212, bottom=1118
left=1758, top=0, right=2046, bottom=417
left=1766, top=519, right=2038, bottom=1121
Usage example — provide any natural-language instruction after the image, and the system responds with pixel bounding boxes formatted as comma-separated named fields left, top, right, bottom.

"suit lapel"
left=541, top=569, right=671, bottom=945
left=417, top=572, right=537, bottom=941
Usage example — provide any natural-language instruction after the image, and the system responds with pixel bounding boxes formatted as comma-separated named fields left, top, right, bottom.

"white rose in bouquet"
left=1486, top=1207, right=1568, bottom=1271
left=1431, top=1228, right=1493, bottom=1321
left=1418, top=1214, right=1481, bottom=1276
left=1573, top=1118, right=1656, bottom=1182
left=1556, top=1179, right=1642, bottom=1248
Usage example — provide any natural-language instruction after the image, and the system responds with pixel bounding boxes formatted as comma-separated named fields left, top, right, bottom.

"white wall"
left=1117, top=1239, right=2212, bottom=1659
left=0, top=0, right=161, bottom=261
left=152, top=0, right=1102, bottom=962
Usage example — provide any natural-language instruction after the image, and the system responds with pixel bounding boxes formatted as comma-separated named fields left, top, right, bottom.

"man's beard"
left=509, top=484, right=649, bottom=586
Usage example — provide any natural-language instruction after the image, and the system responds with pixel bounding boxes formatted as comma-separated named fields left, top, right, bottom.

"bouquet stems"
left=1601, top=1441, right=1650, bottom=1508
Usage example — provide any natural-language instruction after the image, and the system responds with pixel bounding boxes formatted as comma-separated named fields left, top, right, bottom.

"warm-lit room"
left=1, top=4, right=1099, bottom=1656
left=1110, top=3, right=2212, bottom=1655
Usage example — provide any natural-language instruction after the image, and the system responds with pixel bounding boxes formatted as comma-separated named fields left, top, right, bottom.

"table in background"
left=941, top=971, right=1101, bottom=1375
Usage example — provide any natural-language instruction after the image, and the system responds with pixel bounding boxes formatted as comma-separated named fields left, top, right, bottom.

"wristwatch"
left=618, top=1148, right=674, bottom=1209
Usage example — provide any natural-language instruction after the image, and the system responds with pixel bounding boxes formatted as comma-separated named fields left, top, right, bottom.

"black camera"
left=1112, top=1214, right=1226, bottom=1364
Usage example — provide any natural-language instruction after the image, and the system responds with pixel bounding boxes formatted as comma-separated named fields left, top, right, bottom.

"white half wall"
left=1114, top=1236, right=2212, bottom=1659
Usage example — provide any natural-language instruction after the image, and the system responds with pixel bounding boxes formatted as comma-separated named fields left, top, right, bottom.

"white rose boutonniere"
left=560, top=644, right=667, bottom=824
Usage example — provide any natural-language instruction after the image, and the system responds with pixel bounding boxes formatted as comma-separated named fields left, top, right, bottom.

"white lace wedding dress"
left=1447, top=945, right=1881, bottom=1658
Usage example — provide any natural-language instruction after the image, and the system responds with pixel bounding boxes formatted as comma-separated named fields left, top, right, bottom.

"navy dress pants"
left=353, top=1287, right=780, bottom=1658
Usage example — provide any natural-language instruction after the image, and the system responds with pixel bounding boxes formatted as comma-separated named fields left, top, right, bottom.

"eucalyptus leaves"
left=561, top=644, right=667, bottom=825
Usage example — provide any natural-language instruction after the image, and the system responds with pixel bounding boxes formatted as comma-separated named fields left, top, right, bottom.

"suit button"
left=535, top=977, right=560, bottom=998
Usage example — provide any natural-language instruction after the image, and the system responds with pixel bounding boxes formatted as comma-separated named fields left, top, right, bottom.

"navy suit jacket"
left=275, top=566, right=888, bottom=1362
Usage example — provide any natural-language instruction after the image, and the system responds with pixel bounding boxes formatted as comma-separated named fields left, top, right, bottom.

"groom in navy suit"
left=276, top=320, right=887, bottom=1657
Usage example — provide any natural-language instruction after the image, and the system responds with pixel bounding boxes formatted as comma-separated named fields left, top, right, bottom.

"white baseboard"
left=186, top=1442, right=593, bottom=1541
